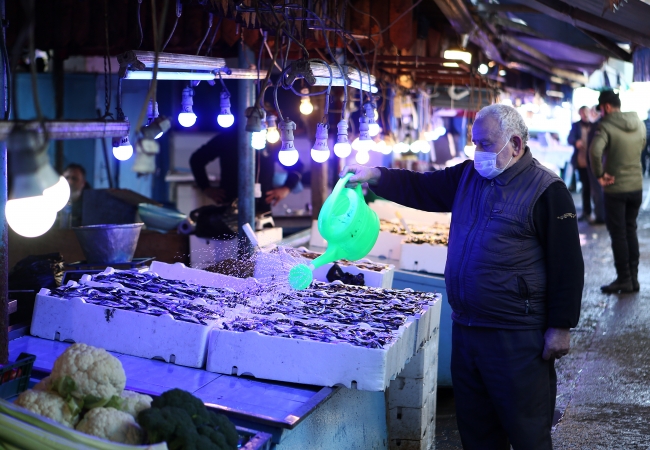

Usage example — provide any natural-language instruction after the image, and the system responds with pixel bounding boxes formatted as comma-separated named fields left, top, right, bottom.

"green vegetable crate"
left=0, top=353, right=35, bottom=400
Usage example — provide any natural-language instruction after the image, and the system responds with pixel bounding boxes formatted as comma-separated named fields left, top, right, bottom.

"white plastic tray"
left=30, top=282, right=216, bottom=368
left=399, top=243, right=448, bottom=276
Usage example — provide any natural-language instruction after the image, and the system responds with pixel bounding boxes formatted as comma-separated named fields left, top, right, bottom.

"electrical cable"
left=0, top=13, right=11, bottom=119
left=24, top=0, right=47, bottom=147
left=257, top=31, right=266, bottom=97
left=102, top=0, right=113, bottom=120
left=161, top=0, right=181, bottom=52
left=135, top=0, right=169, bottom=133
left=205, top=16, right=222, bottom=56
left=137, top=0, right=143, bottom=49
left=196, top=13, right=213, bottom=56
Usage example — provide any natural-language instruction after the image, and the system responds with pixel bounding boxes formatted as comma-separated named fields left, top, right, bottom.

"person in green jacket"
left=589, top=90, right=647, bottom=293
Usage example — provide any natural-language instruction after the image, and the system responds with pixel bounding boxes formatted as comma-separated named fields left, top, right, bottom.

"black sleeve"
left=189, top=131, right=239, bottom=202
left=533, top=181, right=584, bottom=329
left=370, top=161, right=469, bottom=212
left=284, top=158, right=303, bottom=190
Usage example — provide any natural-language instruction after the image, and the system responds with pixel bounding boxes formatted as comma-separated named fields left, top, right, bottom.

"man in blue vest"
left=341, top=104, right=584, bottom=449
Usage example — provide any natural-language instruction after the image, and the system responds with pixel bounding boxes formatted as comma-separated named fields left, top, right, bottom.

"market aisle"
left=552, top=181, right=650, bottom=448
left=436, top=180, right=650, bottom=449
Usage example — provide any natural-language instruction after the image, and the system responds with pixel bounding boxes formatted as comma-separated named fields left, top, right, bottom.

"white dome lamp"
left=363, top=102, right=380, bottom=137
left=217, top=91, right=235, bottom=128
left=266, top=114, right=280, bottom=144
left=6, top=127, right=66, bottom=237
left=178, top=86, right=197, bottom=127
left=333, top=119, right=352, bottom=158
left=278, top=118, right=300, bottom=167
left=311, top=122, right=330, bottom=163
left=353, top=116, right=375, bottom=152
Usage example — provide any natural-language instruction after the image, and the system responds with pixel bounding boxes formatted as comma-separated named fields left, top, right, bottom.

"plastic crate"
left=0, top=353, right=36, bottom=400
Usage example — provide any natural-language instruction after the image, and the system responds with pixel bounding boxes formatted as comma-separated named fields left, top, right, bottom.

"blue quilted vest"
left=445, top=148, right=561, bottom=329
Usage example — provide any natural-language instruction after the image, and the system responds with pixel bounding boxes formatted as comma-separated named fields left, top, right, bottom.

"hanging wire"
left=135, top=0, right=169, bottom=132
left=196, top=13, right=213, bottom=56
left=136, top=0, right=144, bottom=49
left=24, top=0, right=47, bottom=147
left=161, top=0, right=181, bottom=52
left=0, top=13, right=11, bottom=119
left=205, top=16, right=223, bottom=56
left=101, top=0, right=113, bottom=120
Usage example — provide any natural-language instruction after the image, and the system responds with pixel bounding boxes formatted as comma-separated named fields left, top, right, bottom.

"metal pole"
left=0, top=0, right=8, bottom=364
left=237, top=44, right=255, bottom=257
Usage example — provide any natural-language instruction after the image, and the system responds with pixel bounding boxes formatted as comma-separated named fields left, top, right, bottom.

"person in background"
left=62, top=163, right=92, bottom=227
left=589, top=90, right=646, bottom=294
left=341, top=104, right=583, bottom=449
left=189, top=122, right=303, bottom=216
left=642, top=109, right=650, bottom=177
left=567, top=106, right=594, bottom=221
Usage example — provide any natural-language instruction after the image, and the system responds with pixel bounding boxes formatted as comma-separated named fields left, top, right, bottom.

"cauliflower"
left=119, top=390, right=153, bottom=418
left=33, top=376, right=52, bottom=392
left=15, top=389, right=80, bottom=427
left=50, top=343, right=126, bottom=408
left=75, top=407, right=143, bottom=445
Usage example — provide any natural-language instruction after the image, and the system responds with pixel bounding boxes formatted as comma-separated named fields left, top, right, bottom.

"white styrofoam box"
left=399, top=243, right=448, bottom=276
left=368, top=230, right=405, bottom=260
left=190, top=228, right=283, bottom=268
left=150, top=261, right=251, bottom=291
left=30, top=285, right=215, bottom=368
left=206, top=317, right=418, bottom=391
left=387, top=389, right=436, bottom=440
left=400, top=334, right=439, bottom=380
left=370, top=200, right=451, bottom=226
left=389, top=422, right=435, bottom=450
left=387, top=358, right=438, bottom=409
left=308, top=220, right=327, bottom=248
left=253, top=248, right=395, bottom=289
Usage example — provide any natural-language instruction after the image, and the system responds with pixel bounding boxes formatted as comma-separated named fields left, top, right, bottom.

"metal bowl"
left=138, top=203, right=186, bottom=233
left=73, top=223, right=144, bottom=264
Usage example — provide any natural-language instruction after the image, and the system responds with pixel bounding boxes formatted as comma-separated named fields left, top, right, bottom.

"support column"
left=237, top=45, right=255, bottom=257
left=0, top=0, right=9, bottom=364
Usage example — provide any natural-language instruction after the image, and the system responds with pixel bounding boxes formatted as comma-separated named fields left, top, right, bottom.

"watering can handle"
left=332, top=172, right=362, bottom=198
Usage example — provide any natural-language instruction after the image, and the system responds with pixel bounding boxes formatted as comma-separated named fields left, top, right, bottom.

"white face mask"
left=473, top=138, right=513, bottom=179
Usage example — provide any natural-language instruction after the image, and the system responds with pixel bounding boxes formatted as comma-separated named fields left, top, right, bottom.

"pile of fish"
left=46, top=269, right=436, bottom=349
left=379, top=219, right=450, bottom=246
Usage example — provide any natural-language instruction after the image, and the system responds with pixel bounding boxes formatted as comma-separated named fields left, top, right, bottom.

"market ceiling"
left=6, top=0, right=649, bottom=92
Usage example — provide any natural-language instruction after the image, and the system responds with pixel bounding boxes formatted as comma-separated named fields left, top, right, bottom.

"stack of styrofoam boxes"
left=151, top=261, right=441, bottom=392
left=190, top=227, right=283, bottom=268
left=386, top=309, right=441, bottom=449
left=253, top=246, right=396, bottom=288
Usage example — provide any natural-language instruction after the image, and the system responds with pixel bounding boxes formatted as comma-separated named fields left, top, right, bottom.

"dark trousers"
left=577, top=167, right=592, bottom=216
left=451, top=323, right=555, bottom=450
left=586, top=165, right=605, bottom=222
left=604, top=190, right=642, bottom=273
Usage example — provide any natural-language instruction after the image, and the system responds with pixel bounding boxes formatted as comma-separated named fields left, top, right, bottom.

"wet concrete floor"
left=435, top=179, right=650, bottom=449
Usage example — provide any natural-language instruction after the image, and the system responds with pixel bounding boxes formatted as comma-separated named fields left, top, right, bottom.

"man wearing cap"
left=590, top=89, right=646, bottom=293
left=341, top=104, right=584, bottom=449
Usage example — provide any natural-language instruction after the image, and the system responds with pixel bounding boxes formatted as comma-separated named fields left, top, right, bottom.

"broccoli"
left=138, top=389, right=238, bottom=450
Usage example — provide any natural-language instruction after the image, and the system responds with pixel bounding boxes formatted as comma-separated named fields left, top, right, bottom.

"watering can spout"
left=311, top=246, right=342, bottom=270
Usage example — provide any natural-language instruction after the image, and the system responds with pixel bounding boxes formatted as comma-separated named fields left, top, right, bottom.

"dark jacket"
left=567, top=120, right=592, bottom=168
left=371, top=148, right=584, bottom=330
left=189, top=126, right=302, bottom=214
left=589, top=111, right=646, bottom=194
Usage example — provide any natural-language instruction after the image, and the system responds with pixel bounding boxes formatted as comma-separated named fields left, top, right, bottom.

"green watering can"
left=288, top=173, right=380, bottom=289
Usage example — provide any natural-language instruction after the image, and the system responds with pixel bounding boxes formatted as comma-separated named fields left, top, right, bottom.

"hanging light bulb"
left=5, top=127, right=65, bottom=237
left=217, top=91, right=235, bottom=128
left=355, top=150, right=370, bottom=164
left=245, top=106, right=264, bottom=132
left=410, top=139, right=430, bottom=154
left=178, top=86, right=197, bottom=127
left=266, top=114, right=280, bottom=144
left=299, top=88, right=314, bottom=115
left=394, top=142, right=410, bottom=154
left=333, top=119, right=352, bottom=158
left=376, top=140, right=393, bottom=155
left=112, top=134, right=134, bottom=161
left=310, top=123, right=330, bottom=163
left=144, top=100, right=164, bottom=139
left=363, top=102, right=380, bottom=137
left=353, top=116, right=375, bottom=151
left=251, top=115, right=268, bottom=150
left=278, top=118, right=299, bottom=166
